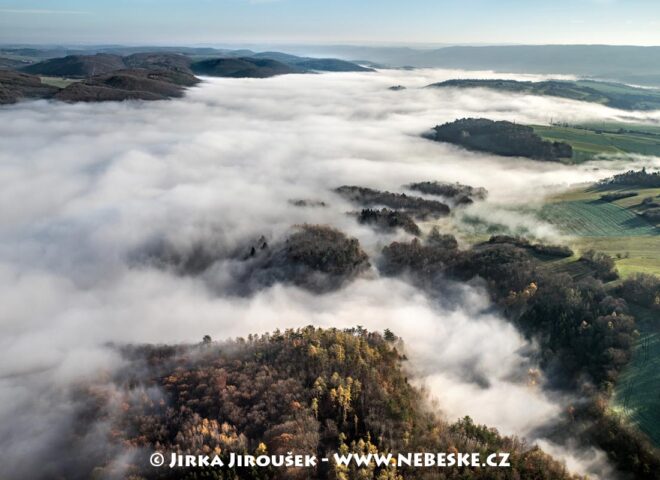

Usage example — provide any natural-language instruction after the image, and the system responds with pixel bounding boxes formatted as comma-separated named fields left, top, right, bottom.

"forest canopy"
left=68, top=327, right=579, bottom=480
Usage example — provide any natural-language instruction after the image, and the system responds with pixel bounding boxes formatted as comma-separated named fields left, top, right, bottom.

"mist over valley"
left=1, top=61, right=660, bottom=479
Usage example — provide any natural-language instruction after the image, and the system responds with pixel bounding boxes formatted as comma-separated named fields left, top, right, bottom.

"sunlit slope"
left=541, top=186, right=660, bottom=276
left=541, top=200, right=656, bottom=236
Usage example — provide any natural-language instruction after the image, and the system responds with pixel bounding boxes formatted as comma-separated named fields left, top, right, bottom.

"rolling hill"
left=1, top=49, right=371, bottom=103
left=1, top=67, right=199, bottom=104
left=291, top=58, right=373, bottom=72
left=7, top=48, right=372, bottom=78
left=122, top=52, right=193, bottom=73
left=21, top=53, right=127, bottom=77
left=190, top=57, right=299, bottom=78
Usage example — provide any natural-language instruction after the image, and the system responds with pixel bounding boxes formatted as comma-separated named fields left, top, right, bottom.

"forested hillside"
left=429, top=118, right=573, bottom=161
left=72, top=328, right=578, bottom=480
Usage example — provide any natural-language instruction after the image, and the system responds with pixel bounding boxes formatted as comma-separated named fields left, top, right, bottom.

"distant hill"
left=429, top=79, right=660, bottom=111
left=415, top=45, right=660, bottom=86
left=22, top=53, right=126, bottom=77
left=8, top=44, right=660, bottom=85
left=0, top=48, right=372, bottom=104
left=251, top=51, right=373, bottom=72
left=429, top=118, right=573, bottom=161
left=98, top=46, right=255, bottom=57
left=0, top=46, right=90, bottom=61
left=293, top=58, right=373, bottom=72
left=5, top=46, right=371, bottom=75
left=122, top=52, right=192, bottom=73
left=18, top=51, right=370, bottom=81
left=287, top=44, right=660, bottom=86
left=250, top=51, right=304, bottom=63
left=190, top=57, right=299, bottom=78
left=0, top=57, right=31, bottom=70
left=21, top=52, right=194, bottom=78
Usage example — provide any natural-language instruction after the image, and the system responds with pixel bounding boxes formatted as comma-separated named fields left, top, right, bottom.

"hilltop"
left=64, top=327, right=578, bottom=480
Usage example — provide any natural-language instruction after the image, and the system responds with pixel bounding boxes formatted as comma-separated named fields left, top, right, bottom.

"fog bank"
left=2, top=68, right=657, bottom=478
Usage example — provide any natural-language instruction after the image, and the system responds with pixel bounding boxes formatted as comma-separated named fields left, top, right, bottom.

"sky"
left=0, top=0, right=659, bottom=46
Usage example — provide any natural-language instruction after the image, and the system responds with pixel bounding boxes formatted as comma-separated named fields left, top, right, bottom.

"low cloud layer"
left=1, top=68, right=658, bottom=478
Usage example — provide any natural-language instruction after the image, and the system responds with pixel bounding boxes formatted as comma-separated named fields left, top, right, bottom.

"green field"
left=459, top=181, right=660, bottom=447
left=533, top=124, right=660, bottom=163
left=539, top=182, right=660, bottom=446
left=611, top=305, right=660, bottom=446
left=540, top=200, right=657, bottom=236
left=541, top=185, right=660, bottom=277
left=537, top=255, right=600, bottom=281
left=39, top=76, right=79, bottom=88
